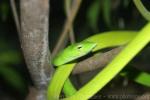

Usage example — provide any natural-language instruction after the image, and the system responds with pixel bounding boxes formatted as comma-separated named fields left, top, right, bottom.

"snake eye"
left=77, top=45, right=82, bottom=50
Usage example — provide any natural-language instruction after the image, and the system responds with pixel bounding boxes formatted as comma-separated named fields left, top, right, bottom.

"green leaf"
left=102, top=0, right=111, bottom=27
left=0, top=51, right=21, bottom=64
left=0, top=64, right=25, bottom=92
left=0, top=1, right=9, bottom=21
left=87, top=0, right=101, bottom=31
left=123, top=0, right=130, bottom=8
left=121, top=66, right=150, bottom=87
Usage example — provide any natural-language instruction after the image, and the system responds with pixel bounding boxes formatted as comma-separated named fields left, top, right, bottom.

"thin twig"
left=65, top=0, right=76, bottom=44
left=69, top=27, right=76, bottom=43
left=10, top=0, right=21, bottom=34
left=52, top=0, right=82, bottom=58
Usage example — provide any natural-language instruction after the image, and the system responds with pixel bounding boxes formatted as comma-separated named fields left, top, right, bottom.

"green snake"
left=47, top=23, right=150, bottom=100
left=48, top=0, right=150, bottom=99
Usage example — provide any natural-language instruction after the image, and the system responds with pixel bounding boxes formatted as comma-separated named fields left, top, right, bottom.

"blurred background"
left=0, top=0, right=150, bottom=100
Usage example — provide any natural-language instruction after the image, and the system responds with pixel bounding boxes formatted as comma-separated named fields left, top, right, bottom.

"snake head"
left=53, top=41, right=97, bottom=66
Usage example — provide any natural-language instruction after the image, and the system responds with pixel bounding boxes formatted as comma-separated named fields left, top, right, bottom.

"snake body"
left=48, top=0, right=150, bottom=99
left=48, top=31, right=138, bottom=100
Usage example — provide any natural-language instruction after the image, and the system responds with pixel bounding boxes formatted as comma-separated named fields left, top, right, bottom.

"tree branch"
left=72, top=47, right=123, bottom=74
left=20, top=0, right=53, bottom=99
left=72, top=46, right=150, bottom=74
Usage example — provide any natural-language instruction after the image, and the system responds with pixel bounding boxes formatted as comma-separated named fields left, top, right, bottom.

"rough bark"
left=20, top=0, right=53, bottom=99
left=73, top=47, right=123, bottom=74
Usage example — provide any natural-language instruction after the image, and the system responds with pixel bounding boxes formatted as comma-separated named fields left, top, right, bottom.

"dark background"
left=0, top=0, right=149, bottom=99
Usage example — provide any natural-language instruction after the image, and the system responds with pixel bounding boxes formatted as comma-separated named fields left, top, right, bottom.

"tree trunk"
left=20, top=0, right=53, bottom=99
